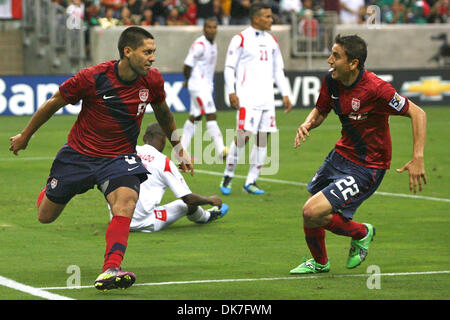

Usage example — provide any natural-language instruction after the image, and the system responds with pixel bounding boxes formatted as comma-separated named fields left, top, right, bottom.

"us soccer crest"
left=50, top=178, right=58, bottom=189
left=139, top=89, right=149, bottom=102
left=351, top=98, right=361, bottom=112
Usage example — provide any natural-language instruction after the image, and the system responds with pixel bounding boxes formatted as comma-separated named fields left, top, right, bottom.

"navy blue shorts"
left=45, top=143, right=149, bottom=204
left=307, top=150, right=385, bottom=219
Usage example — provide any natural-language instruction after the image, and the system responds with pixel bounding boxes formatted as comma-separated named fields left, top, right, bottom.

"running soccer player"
left=111, top=122, right=228, bottom=233
left=9, top=27, right=193, bottom=291
left=290, top=34, right=427, bottom=274
left=220, top=2, right=292, bottom=195
left=180, top=18, right=228, bottom=160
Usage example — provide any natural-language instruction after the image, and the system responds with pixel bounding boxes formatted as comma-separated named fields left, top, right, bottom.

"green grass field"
left=0, top=107, right=449, bottom=301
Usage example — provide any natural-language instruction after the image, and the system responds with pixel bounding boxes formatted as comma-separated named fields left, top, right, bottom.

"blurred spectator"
left=339, top=0, right=365, bottom=23
left=213, top=0, right=225, bottom=23
left=298, top=8, right=318, bottom=37
left=428, top=0, right=449, bottom=22
left=67, top=0, right=85, bottom=20
left=220, top=0, right=232, bottom=24
left=279, top=0, right=302, bottom=24
left=98, top=7, right=121, bottom=27
left=101, top=0, right=126, bottom=18
left=127, top=0, right=144, bottom=14
left=378, top=0, right=406, bottom=23
left=184, top=0, right=198, bottom=24
left=406, top=0, right=430, bottom=23
left=147, top=0, right=171, bottom=24
left=323, top=0, right=341, bottom=13
left=196, top=0, right=215, bottom=25
left=85, top=0, right=101, bottom=26
left=229, top=0, right=251, bottom=25
left=120, top=6, right=135, bottom=24
left=141, top=6, right=159, bottom=24
left=167, top=6, right=186, bottom=24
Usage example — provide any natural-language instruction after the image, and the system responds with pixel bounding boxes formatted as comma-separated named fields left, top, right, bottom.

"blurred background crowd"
left=54, top=0, right=449, bottom=29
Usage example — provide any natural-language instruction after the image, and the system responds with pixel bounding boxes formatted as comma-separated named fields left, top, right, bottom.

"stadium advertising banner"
left=0, top=69, right=448, bottom=116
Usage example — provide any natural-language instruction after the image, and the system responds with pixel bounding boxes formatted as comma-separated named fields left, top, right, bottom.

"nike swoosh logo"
left=330, top=189, right=340, bottom=199
left=331, top=94, right=339, bottom=100
left=103, top=95, right=115, bottom=100
left=128, top=166, right=140, bottom=171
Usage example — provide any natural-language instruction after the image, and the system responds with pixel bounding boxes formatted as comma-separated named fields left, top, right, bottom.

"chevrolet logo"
left=401, top=76, right=450, bottom=101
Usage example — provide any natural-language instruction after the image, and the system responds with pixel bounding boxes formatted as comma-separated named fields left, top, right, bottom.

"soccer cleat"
left=290, top=258, right=330, bottom=274
left=220, top=176, right=232, bottom=195
left=198, top=203, right=229, bottom=224
left=221, top=147, right=229, bottom=160
left=346, top=223, right=376, bottom=269
left=243, top=183, right=265, bottom=195
left=94, top=268, right=136, bottom=291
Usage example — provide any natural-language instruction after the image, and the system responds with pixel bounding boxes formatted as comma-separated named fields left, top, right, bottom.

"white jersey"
left=130, top=144, right=192, bottom=230
left=184, top=35, right=217, bottom=92
left=224, top=26, right=288, bottom=110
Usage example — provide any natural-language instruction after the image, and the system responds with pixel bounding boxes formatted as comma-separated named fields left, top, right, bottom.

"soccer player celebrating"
left=9, top=27, right=193, bottom=290
left=290, top=34, right=427, bottom=274
left=220, top=2, right=292, bottom=195
left=180, top=18, right=228, bottom=160
left=112, top=122, right=229, bottom=233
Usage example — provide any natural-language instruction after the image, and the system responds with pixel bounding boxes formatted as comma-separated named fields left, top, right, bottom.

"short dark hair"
left=249, top=2, right=271, bottom=21
left=334, top=34, right=367, bottom=70
left=118, top=27, right=154, bottom=59
left=144, top=122, right=165, bottom=138
left=204, top=17, right=218, bottom=27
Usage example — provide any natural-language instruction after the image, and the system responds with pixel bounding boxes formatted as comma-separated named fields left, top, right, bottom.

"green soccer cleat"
left=290, top=258, right=330, bottom=274
left=94, top=268, right=136, bottom=291
left=346, top=223, right=376, bottom=269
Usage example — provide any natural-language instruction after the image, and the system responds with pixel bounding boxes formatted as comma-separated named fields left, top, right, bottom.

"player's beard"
left=129, top=58, right=149, bottom=77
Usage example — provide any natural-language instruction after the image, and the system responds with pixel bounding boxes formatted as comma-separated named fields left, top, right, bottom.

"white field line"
left=1, top=157, right=449, bottom=203
left=195, top=169, right=450, bottom=203
left=38, top=270, right=450, bottom=291
left=0, top=275, right=74, bottom=300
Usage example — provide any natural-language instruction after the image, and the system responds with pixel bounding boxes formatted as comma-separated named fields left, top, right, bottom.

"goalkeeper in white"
left=109, top=122, right=228, bottom=233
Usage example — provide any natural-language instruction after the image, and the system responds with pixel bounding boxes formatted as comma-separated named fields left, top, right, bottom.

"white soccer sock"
left=180, top=120, right=196, bottom=151
left=186, top=206, right=210, bottom=223
left=245, top=145, right=267, bottom=186
left=223, top=140, right=245, bottom=177
left=206, top=120, right=225, bottom=156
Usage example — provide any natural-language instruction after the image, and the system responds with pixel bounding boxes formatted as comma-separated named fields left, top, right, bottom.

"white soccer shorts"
left=189, top=88, right=217, bottom=117
left=236, top=107, right=277, bottom=134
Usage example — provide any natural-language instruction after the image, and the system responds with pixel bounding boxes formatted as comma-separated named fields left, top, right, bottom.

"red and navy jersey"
left=315, top=69, right=409, bottom=169
left=59, top=60, right=166, bottom=158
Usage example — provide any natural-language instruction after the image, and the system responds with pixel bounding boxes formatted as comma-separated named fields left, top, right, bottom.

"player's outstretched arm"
left=9, top=89, right=67, bottom=155
left=294, top=108, right=327, bottom=148
left=152, top=100, right=194, bottom=175
left=396, top=101, right=427, bottom=194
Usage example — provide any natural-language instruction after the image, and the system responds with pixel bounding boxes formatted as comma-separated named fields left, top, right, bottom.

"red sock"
left=36, top=186, right=46, bottom=208
left=324, top=213, right=367, bottom=240
left=303, top=226, right=328, bottom=265
left=103, top=216, right=131, bottom=272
